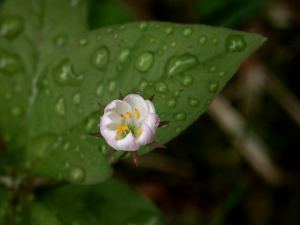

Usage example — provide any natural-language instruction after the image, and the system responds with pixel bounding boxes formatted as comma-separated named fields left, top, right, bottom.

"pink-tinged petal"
left=117, top=132, right=140, bottom=151
left=145, top=100, right=156, bottom=113
left=143, top=113, right=160, bottom=132
left=136, top=122, right=155, bottom=146
left=104, top=100, right=133, bottom=122
left=123, top=94, right=148, bottom=121
left=99, top=112, right=120, bottom=150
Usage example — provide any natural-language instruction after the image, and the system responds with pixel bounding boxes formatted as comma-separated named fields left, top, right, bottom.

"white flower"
left=89, top=92, right=171, bottom=167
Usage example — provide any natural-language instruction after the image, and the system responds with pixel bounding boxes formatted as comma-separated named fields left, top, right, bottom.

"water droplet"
left=77, top=38, right=88, bottom=46
left=161, top=124, right=169, bottom=129
left=80, top=154, right=84, bottom=159
left=188, top=97, right=199, bottom=107
left=139, top=80, right=148, bottom=91
left=52, top=58, right=83, bottom=86
left=65, top=161, right=70, bottom=168
left=120, top=25, right=125, bottom=30
left=70, top=167, right=85, bottom=182
left=85, top=117, right=97, bottom=131
left=108, top=79, right=116, bottom=93
left=55, top=97, right=66, bottom=116
left=53, top=34, right=68, bottom=47
left=167, top=98, right=176, bottom=108
left=164, top=53, right=198, bottom=77
left=175, top=127, right=182, bottom=133
left=171, top=41, right=177, bottom=47
left=155, top=82, right=168, bottom=93
left=158, top=50, right=163, bottom=55
left=0, top=49, right=22, bottom=74
left=208, top=81, right=219, bottom=92
left=174, top=90, right=180, bottom=96
left=139, top=21, right=148, bottom=30
left=206, top=99, right=212, bottom=105
left=72, top=92, right=81, bottom=105
left=117, top=48, right=130, bottom=63
left=80, top=134, right=86, bottom=140
left=95, top=83, right=103, bottom=97
left=163, top=45, right=168, bottom=51
left=135, top=52, right=154, bottom=72
left=174, top=112, right=186, bottom=120
left=212, top=38, right=218, bottom=45
left=11, top=106, right=21, bottom=117
left=106, top=28, right=112, bottom=34
left=219, top=71, right=225, bottom=77
left=226, top=35, right=246, bottom=52
left=210, top=66, right=217, bottom=72
left=199, top=36, right=207, bottom=45
left=165, top=26, right=173, bottom=35
left=0, top=17, right=23, bottom=39
left=182, top=75, right=193, bottom=87
left=101, top=145, right=107, bottom=154
left=183, top=28, right=193, bottom=37
left=4, top=92, right=11, bottom=100
left=75, top=146, right=80, bottom=152
left=63, top=142, right=70, bottom=150
left=91, top=46, right=109, bottom=70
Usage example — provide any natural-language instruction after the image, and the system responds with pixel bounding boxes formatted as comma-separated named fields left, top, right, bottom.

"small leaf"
left=28, top=21, right=265, bottom=183
left=29, top=178, right=167, bottom=225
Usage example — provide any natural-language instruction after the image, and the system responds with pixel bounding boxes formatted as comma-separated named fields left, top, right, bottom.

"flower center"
left=116, top=108, right=143, bottom=138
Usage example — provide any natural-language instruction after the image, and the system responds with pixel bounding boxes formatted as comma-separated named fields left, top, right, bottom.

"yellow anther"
left=116, top=125, right=122, bottom=138
left=126, top=112, right=132, bottom=119
left=121, top=126, right=128, bottom=132
left=134, top=108, right=140, bottom=120
left=120, top=114, right=126, bottom=121
left=137, top=129, right=143, bottom=134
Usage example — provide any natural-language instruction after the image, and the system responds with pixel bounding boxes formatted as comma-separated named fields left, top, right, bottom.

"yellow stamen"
left=134, top=108, right=140, bottom=120
left=116, top=125, right=122, bottom=137
left=121, top=126, right=128, bottom=132
left=137, top=129, right=143, bottom=134
left=126, top=112, right=132, bottom=119
left=120, top=114, right=126, bottom=121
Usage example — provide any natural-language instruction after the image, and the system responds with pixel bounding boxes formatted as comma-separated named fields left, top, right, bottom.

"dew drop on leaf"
left=174, top=112, right=186, bottom=120
left=106, top=28, right=112, bottom=34
left=11, top=106, right=21, bottom=117
left=0, top=49, right=22, bottom=74
left=165, top=26, right=173, bottom=35
left=101, top=144, right=107, bottom=154
left=219, top=71, right=226, bottom=77
left=175, top=127, right=182, bottom=133
left=72, top=92, right=81, bottom=104
left=91, top=46, right=110, bottom=70
left=95, top=83, right=104, bottom=97
left=0, top=17, right=23, bottom=39
left=14, top=85, right=22, bottom=94
left=117, top=48, right=130, bottom=63
left=167, top=98, right=176, bottom=108
left=55, top=97, right=66, bottom=116
left=162, top=124, right=168, bottom=129
left=65, top=161, right=70, bottom=168
left=199, top=36, right=207, bottom=45
left=135, top=52, right=154, bottom=72
left=188, top=97, right=199, bottom=107
left=183, top=28, right=193, bottom=37
left=108, top=79, right=116, bottom=93
left=181, top=75, right=193, bottom=87
left=171, top=41, right=177, bottom=47
left=120, top=25, right=125, bottom=30
left=208, top=81, right=219, bottom=92
left=155, top=82, right=168, bottom=93
left=85, top=117, right=97, bottom=131
left=226, top=34, right=247, bottom=52
left=210, top=66, right=217, bottom=72
left=77, top=38, right=88, bottom=46
left=70, top=166, right=85, bottom=182
left=75, top=146, right=80, bottom=152
left=63, top=142, right=70, bottom=150
left=163, top=45, right=168, bottom=51
left=164, top=53, right=198, bottom=77
left=53, top=34, right=68, bottom=47
left=52, top=58, right=83, bottom=86
left=138, top=21, right=148, bottom=31
left=149, top=38, right=155, bottom=43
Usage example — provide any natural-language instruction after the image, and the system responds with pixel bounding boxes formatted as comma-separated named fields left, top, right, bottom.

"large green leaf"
left=27, top=21, right=265, bottom=183
left=28, top=178, right=167, bottom=225
left=0, top=0, right=87, bottom=167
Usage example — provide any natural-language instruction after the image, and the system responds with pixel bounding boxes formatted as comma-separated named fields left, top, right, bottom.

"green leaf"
left=0, top=188, right=11, bottom=223
left=0, top=0, right=87, bottom=167
left=28, top=178, right=167, bottom=225
left=28, top=21, right=265, bottom=183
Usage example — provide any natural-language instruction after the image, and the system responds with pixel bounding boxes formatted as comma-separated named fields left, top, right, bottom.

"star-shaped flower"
left=89, top=92, right=171, bottom=166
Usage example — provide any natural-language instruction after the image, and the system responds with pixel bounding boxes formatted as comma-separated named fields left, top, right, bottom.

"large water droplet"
left=164, top=53, right=198, bottom=77
left=188, top=97, right=199, bottom=107
left=135, top=52, right=154, bottom=72
left=117, top=48, right=130, bottom=63
left=174, top=112, right=186, bottom=120
left=53, top=34, right=68, bottom=47
left=91, top=46, right=109, bottom=70
left=77, top=38, right=88, bottom=46
left=208, top=81, right=219, bottom=92
left=199, top=36, right=207, bottom=45
left=139, top=21, right=148, bottom=31
left=70, top=167, right=85, bottom=182
left=167, top=98, right=176, bottom=108
left=52, top=58, right=83, bottom=86
left=95, top=83, right=104, bottom=97
left=181, top=75, right=193, bottom=87
left=226, top=35, right=246, bottom=52
left=108, top=79, right=116, bottom=93
left=11, top=106, right=21, bottom=117
left=55, top=97, right=66, bottom=116
left=0, top=49, right=22, bottom=74
left=0, top=17, right=23, bottom=39
left=155, top=82, right=168, bottom=93
left=165, top=26, right=173, bottom=35
left=85, top=117, right=97, bottom=131
left=183, top=28, right=193, bottom=37
left=72, top=92, right=81, bottom=105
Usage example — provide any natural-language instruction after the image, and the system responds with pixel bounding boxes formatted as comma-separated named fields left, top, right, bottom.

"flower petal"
left=104, top=100, right=133, bottom=122
left=123, top=94, right=148, bottom=121
left=145, top=100, right=156, bottom=113
left=99, top=112, right=120, bottom=150
left=136, top=122, right=155, bottom=146
left=143, top=113, right=160, bottom=132
left=117, top=131, right=140, bottom=151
